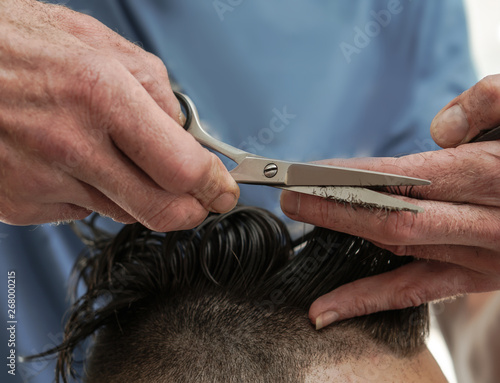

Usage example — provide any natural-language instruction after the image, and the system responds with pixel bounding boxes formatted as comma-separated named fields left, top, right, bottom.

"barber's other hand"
left=282, top=147, right=500, bottom=328
left=0, top=0, right=238, bottom=231
left=281, top=75, right=500, bottom=328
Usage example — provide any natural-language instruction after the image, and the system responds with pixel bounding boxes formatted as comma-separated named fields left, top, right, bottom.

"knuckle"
left=73, top=58, right=123, bottom=111
left=48, top=3, right=88, bottom=29
left=145, top=52, right=169, bottom=78
left=48, top=144, right=77, bottom=168
left=71, top=58, right=127, bottom=135
left=381, top=211, right=420, bottom=245
left=74, top=59, right=104, bottom=100
left=172, top=152, right=221, bottom=196
left=41, top=134, right=92, bottom=171
left=134, top=53, right=170, bottom=92
left=395, top=285, right=427, bottom=308
left=137, top=197, right=208, bottom=232
left=350, top=294, right=376, bottom=317
left=168, top=160, right=201, bottom=193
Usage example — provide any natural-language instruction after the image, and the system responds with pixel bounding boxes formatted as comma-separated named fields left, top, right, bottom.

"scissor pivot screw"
left=264, top=163, right=278, bottom=178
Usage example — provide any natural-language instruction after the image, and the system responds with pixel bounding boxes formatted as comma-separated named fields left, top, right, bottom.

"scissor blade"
left=470, top=125, right=500, bottom=142
left=285, top=163, right=430, bottom=187
left=279, top=186, right=424, bottom=213
left=230, top=157, right=430, bottom=187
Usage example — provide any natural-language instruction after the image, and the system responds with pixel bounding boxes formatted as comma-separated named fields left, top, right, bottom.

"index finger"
left=280, top=145, right=500, bottom=250
left=79, top=58, right=239, bottom=213
left=310, top=142, right=500, bottom=206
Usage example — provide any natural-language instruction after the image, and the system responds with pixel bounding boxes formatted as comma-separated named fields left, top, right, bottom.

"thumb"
left=431, top=75, right=500, bottom=148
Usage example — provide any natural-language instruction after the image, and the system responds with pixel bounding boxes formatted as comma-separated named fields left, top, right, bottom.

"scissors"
left=174, top=92, right=431, bottom=213
left=470, top=125, right=500, bottom=142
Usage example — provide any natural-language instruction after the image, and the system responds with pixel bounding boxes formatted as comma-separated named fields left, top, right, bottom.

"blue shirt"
left=1, top=1, right=475, bottom=381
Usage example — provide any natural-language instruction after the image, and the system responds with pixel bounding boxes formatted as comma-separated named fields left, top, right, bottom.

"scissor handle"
left=174, top=91, right=249, bottom=164
left=470, top=125, right=500, bottom=143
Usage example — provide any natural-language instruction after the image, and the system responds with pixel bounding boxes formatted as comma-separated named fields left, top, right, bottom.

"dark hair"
left=29, top=207, right=428, bottom=382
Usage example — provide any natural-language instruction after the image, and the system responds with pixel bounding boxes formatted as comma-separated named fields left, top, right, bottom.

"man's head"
left=34, top=207, right=442, bottom=382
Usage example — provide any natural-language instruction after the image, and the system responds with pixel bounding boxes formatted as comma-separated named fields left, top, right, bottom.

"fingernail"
left=280, top=190, right=300, bottom=216
left=431, top=104, right=469, bottom=146
left=210, top=192, right=237, bottom=213
left=315, top=311, right=339, bottom=330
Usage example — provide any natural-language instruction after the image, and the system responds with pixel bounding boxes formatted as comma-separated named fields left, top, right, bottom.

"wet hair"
left=30, top=206, right=428, bottom=383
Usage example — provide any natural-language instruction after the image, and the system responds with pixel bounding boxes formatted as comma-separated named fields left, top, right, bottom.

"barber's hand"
left=281, top=75, right=500, bottom=329
left=0, top=0, right=238, bottom=231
